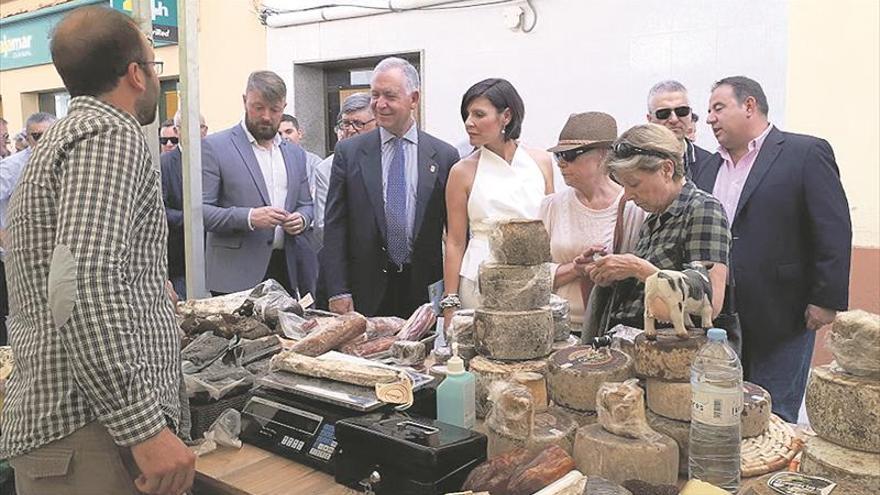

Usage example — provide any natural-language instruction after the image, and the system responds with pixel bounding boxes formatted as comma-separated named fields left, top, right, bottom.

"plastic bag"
left=235, top=279, right=303, bottom=329
left=827, top=310, right=880, bottom=377
left=391, top=340, right=426, bottom=366
left=181, top=332, right=235, bottom=374
left=397, top=303, right=436, bottom=341
left=548, top=294, right=572, bottom=341
left=596, top=378, right=662, bottom=443
left=277, top=311, right=313, bottom=340
left=447, top=309, right=475, bottom=346
left=486, top=381, right=535, bottom=441
left=191, top=409, right=243, bottom=456
left=184, top=340, right=253, bottom=401
left=240, top=336, right=281, bottom=366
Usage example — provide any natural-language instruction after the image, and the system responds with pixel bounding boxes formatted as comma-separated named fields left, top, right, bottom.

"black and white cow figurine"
left=643, top=265, right=713, bottom=340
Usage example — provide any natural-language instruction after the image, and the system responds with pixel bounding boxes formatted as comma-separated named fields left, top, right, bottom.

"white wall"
left=266, top=0, right=789, bottom=152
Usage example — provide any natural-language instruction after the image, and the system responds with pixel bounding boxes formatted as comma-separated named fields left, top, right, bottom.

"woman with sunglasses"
left=441, top=78, right=554, bottom=316
left=577, top=124, right=730, bottom=340
left=540, top=112, right=646, bottom=330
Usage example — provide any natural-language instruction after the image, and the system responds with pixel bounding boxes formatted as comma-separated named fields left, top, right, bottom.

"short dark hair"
left=281, top=114, right=300, bottom=129
left=246, top=71, right=286, bottom=104
left=713, top=76, right=769, bottom=116
left=50, top=6, right=147, bottom=98
left=460, top=78, right=524, bottom=141
left=160, top=119, right=174, bottom=128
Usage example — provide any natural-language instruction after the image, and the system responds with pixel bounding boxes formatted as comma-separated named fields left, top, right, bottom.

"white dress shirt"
left=241, top=121, right=288, bottom=249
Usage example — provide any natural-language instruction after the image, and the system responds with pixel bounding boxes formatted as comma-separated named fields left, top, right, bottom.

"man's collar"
left=240, top=119, right=282, bottom=148
left=379, top=121, right=418, bottom=145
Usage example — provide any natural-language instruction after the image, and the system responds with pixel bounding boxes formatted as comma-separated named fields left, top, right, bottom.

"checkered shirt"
left=0, top=97, right=181, bottom=458
left=612, top=180, right=730, bottom=323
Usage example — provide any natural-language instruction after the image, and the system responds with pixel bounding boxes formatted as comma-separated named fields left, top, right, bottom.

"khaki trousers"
left=9, top=421, right=142, bottom=495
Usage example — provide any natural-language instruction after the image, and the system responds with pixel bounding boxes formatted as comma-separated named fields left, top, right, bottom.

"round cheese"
left=828, top=310, right=880, bottom=378
left=805, top=364, right=880, bottom=453
left=572, top=423, right=679, bottom=486
left=474, top=308, right=554, bottom=361
left=512, top=371, right=549, bottom=413
left=547, top=346, right=633, bottom=412
left=479, top=263, right=552, bottom=311
left=645, top=378, right=691, bottom=421
left=633, top=328, right=707, bottom=381
left=801, top=435, right=880, bottom=495
left=741, top=381, right=772, bottom=439
left=469, top=355, right=549, bottom=419
left=557, top=405, right=598, bottom=427
left=488, top=407, right=578, bottom=458
left=489, top=218, right=552, bottom=265
left=646, top=410, right=689, bottom=475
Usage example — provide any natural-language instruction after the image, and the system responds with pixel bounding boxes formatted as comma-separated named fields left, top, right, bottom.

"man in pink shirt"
left=694, top=76, right=851, bottom=422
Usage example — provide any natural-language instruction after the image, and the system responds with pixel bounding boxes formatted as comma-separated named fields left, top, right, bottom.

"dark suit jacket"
left=202, top=125, right=316, bottom=295
left=693, top=126, right=851, bottom=350
left=322, top=128, right=459, bottom=316
left=685, top=140, right=713, bottom=180
left=160, top=147, right=185, bottom=279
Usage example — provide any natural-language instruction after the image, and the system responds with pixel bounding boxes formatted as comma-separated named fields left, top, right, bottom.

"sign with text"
left=111, top=0, right=179, bottom=45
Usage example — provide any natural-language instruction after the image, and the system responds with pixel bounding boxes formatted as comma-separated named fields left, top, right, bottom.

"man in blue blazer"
left=694, top=76, right=851, bottom=422
left=323, top=57, right=459, bottom=318
left=202, top=71, right=316, bottom=297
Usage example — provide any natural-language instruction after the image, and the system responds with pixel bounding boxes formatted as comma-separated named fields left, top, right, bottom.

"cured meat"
left=507, top=445, right=576, bottom=495
left=397, top=303, right=436, bottom=341
left=365, top=316, right=406, bottom=339
left=291, top=312, right=367, bottom=357
left=340, top=335, right=398, bottom=357
left=462, top=448, right=536, bottom=494
left=271, top=350, right=398, bottom=387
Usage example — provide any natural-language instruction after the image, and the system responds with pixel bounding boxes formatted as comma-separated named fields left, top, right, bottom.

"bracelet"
left=439, top=293, right=462, bottom=310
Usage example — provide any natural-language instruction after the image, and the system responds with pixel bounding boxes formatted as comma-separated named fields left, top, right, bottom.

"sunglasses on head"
left=553, top=146, right=594, bottom=163
left=159, top=136, right=179, bottom=145
left=653, top=106, right=691, bottom=120
left=613, top=141, right=672, bottom=160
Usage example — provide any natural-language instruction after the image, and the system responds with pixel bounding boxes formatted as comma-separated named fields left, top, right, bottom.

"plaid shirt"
left=1, top=97, right=181, bottom=458
left=612, top=180, right=730, bottom=323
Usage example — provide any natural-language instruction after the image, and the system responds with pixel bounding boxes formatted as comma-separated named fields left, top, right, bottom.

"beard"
left=134, top=80, right=159, bottom=126
left=245, top=116, right=280, bottom=142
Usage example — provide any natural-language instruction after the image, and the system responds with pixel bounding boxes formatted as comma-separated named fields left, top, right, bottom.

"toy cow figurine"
left=644, top=265, right=713, bottom=340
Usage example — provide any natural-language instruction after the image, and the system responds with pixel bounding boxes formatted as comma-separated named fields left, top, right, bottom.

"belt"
left=384, top=261, right=410, bottom=274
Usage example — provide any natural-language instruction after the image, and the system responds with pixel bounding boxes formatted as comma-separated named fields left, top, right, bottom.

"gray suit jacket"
left=202, top=124, right=315, bottom=294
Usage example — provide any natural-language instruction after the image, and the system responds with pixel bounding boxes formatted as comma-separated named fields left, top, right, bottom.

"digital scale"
left=240, top=353, right=436, bottom=474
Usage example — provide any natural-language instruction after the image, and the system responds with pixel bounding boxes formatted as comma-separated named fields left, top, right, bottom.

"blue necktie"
left=386, top=137, right=409, bottom=266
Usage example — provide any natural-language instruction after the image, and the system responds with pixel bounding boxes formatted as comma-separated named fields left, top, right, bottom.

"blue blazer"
left=201, top=124, right=316, bottom=295
left=693, top=126, right=851, bottom=349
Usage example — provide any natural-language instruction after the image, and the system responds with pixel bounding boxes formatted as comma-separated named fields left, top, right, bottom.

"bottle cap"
left=707, top=328, right=727, bottom=342
left=447, top=343, right=464, bottom=375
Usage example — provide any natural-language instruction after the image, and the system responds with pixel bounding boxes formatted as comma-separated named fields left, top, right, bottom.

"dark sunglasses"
left=613, top=141, right=672, bottom=160
left=553, top=146, right=593, bottom=163
left=29, top=132, right=43, bottom=142
left=653, top=105, right=691, bottom=120
left=159, top=136, right=179, bottom=145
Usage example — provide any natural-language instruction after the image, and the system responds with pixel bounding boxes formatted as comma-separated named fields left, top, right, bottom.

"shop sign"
left=111, top=0, right=179, bottom=45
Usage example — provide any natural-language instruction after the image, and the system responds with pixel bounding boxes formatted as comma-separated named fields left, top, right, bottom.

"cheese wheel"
left=469, top=355, right=550, bottom=419
left=548, top=347, right=633, bottom=412
left=479, top=263, right=552, bottom=310
left=828, top=310, right=880, bottom=378
left=801, top=435, right=880, bottom=495
left=572, top=423, right=679, bottom=486
left=645, top=410, right=689, bottom=475
left=489, top=218, right=552, bottom=265
left=474, top=308, right=554, bottom=361
left=512, top=371, right=549, bottom=413
left=557, top=405, right=598, bottom=427
left=805, top=364, right=880, bottom=452
left=633, top=328, right=707, bottom=381
left=741, top=381, right=772, bottom=439
left=645, top=379, right=691, bottom=421
left=488, top=407, right=578, bottom=458
left=552, top=335, right=579, bottom=352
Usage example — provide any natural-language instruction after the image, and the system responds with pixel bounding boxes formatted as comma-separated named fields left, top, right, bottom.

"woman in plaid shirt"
left=578, top=124, right=730, bottom=331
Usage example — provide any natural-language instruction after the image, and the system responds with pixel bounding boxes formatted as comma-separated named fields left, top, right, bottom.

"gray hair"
left=173, top=109, right=206, bottom=128
left=713, top=76, right=769, bottom=116
left=647, top=80, right=689, bottom=111
left=607, top=123, right=685, bottom=180
left=341, top=92, right=372, bottom=116
left=25, top=112, right=57, bottom=130
left=372, top=57, right=420, bottom=94
left=245, top=70, right=287, bottom=104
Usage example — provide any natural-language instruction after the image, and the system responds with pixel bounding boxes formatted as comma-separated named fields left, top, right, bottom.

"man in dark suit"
left=202, top=71, right=316, bottom=297
left=694, top=76, right=851, bottom=422
left=646, top=80, right=712, bottom=179
left=323, top=57, right=459, bottom=318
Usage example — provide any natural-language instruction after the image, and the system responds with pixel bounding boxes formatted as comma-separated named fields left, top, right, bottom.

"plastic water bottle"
left=689, top=328, right=743, bottom=492
left=436, top=343, right=476, bottom=429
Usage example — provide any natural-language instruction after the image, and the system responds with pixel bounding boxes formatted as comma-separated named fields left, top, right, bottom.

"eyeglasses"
left=137, top=60, right=164, bottom=75
left=553, top=146, right=593, bottom=163
left=337, top=118, right=375, bottom=132
left=612, top=141, right=672, bottom=160
left=159, top=136, right=179, bottom=145
left=29, top=132, right=43, bottom=142
left=653, top=106, right=691, bottom=120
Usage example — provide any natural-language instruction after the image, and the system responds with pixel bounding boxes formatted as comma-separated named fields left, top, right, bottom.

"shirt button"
left=382, top=268, right=388, bottom=274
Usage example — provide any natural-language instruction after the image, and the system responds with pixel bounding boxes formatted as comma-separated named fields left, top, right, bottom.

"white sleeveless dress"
left=459, top=146, right=546, bottom=309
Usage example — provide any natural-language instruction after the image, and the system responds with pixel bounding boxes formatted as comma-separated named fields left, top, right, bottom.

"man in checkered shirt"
left=1, top=6, right=195, bottom=495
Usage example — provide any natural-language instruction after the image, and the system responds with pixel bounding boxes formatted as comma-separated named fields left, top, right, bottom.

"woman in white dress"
left=440, top=79, right=554, bottom=319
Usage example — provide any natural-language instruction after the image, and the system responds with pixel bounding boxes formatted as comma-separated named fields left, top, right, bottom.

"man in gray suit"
left=202, top=71, right=316, bottom=296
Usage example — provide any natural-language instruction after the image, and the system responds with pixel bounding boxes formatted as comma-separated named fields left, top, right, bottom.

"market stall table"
left=195, top=443, right=357, bottom=495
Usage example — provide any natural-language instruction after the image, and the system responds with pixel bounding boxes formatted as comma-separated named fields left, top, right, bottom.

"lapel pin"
left=429, top=164, right=437, bottom=174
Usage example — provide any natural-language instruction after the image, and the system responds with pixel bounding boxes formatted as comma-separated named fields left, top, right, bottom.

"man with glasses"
left=159, top=118, right=178, bottom=153
left=646, top=80, right=711, bottom=179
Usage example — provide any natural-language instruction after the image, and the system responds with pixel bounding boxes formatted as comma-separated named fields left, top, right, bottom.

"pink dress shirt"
left=713, top=124, right=773, bottom=223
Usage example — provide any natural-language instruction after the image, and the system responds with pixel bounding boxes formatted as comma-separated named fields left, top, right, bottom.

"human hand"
left=329, top=295, right=354, bottom=315
left=165, top=280, right=179, bottom=308
left=251, top=206, right=288, bottom=230
left=805, top=304, right=836, bottom=332
left=130, top=427, right=196, bottom=495
left=590, top=254, right=654, bottom=286
left=282, top=212, right=306, bottom=235
left=573, top=245, right=608, bottom=266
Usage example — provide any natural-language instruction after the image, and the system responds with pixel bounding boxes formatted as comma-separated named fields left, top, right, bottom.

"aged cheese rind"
left=741, top=381, right=772, bottom=439
left=488, top=408, right=578, bottom=458
left=633, top=328, right=707, bottom=381
left=489, top=218, right=552, bottom=265
left=512, top=371, right=549, bottom=413
left=557, top=405, right=598, bottom=427
left=474, top=308, right=554, bottom=361
left=548, top=347, right=633, bottom=412
left=646, top=410, right=689, bottom=475
left=805, top=364, right=880, bottom=453
left=828, top=310, right=880, bottom=378
left=801, top=435, right=880, bottom=495
left=479, top=263, right=552, bottom=310
left=645, top=378, right=690, bottom=421
left=572, top=423, right=679, bottom=485
left=470, top=355, right=549, bottom=419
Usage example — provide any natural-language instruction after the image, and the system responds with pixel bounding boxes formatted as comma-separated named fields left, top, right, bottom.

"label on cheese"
left=692, top=385, right=742, bottom=426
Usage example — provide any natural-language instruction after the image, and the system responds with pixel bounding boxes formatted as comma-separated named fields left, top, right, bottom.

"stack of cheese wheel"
left=546, top=345, right=632, bottom=427
left=801, top=311, right=880, bottom=494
